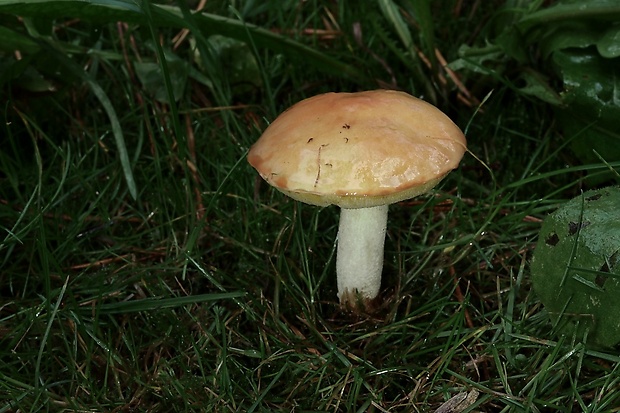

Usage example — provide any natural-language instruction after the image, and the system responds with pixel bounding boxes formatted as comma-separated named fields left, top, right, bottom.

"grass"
left=1, top=0, right=620, bottom=412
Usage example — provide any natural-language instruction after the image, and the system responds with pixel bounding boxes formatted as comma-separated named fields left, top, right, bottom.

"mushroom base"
left=336, top=205, right=388, bottom=305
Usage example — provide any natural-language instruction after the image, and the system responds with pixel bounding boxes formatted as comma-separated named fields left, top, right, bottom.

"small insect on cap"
left=248, top=90, right=467, bottom=209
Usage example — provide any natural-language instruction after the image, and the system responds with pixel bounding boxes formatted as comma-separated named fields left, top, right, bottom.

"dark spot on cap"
left=270, top=173, right=289, bottom=189
left=586, top=193, right=602, bottom=201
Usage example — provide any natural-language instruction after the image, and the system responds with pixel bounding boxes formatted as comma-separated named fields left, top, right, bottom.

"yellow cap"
left=248, top=90, right=466, bottom=209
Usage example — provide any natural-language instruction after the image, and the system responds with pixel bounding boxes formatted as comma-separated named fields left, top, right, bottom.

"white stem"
left=336, top=205, right=388, bottom=303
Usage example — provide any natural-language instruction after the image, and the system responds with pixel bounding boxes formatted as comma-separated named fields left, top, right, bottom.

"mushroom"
left=248, top=90, right=466, bottom=307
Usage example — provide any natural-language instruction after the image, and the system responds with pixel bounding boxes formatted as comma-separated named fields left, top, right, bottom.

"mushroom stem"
left=336, top=205, right=388, bottom=304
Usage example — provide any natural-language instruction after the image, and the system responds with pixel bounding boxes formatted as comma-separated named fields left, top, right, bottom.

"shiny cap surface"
left=248, top=90, right=467, bottom=208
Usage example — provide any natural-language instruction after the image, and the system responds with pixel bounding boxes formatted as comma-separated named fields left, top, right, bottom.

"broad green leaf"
left=552, top=49, right=620, bottom=168
left=203, top=34, right=262, bottom=97
left=495, top=25, right=528, bottom=63
left=516, top=69, right=562, bottom=105
left=451, top=0, right=620, bottom=168
left=0, top=25, right=40, bottom=53
left=597, top=25, right=620, bottom=58
left=0, top=0, right=367, bottom=83
left=449, top=44, right=507, bottom=75
left=518, top=0, right=620, bottom=33
left=135, top=51, right=188, bottom=104
left=538, top=23, right=601, bottom=59
left=0, top=0, right=142, bottom=17
left=531, top=186, right=620, bottom=348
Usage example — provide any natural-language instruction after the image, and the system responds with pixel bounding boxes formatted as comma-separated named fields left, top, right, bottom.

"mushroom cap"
left=248, top=90, right=467, bottom=209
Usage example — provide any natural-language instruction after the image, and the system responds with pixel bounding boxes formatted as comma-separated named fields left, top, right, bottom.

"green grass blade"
left=35, top=276, right=69, bottom=390
left=28, top=37, right=139, bottom=199
left=94, top=292, right=245, bottom=314
left=86, top=79, right=138, bottom=200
